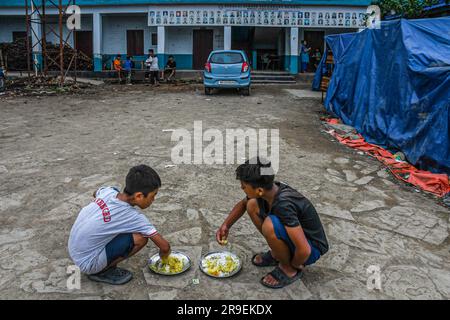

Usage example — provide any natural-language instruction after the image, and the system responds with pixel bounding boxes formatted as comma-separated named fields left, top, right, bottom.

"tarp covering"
left=324, top=118, right=450, bottom=197
left=320, top=17, right=450, bottom=175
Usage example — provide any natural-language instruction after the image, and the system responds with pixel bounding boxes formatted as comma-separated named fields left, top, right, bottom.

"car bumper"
left=203, top=73, right=251, bottom=88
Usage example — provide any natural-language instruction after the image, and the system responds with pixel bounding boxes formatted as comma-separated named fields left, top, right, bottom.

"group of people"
left=300, top=40, right=322, bottom=73
left=112, top=49, right=177, bottom=85
left=68, top=158, right=329, bottom=289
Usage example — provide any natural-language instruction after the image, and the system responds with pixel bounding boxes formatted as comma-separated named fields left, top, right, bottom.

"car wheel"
left=242, top=86, right=250, bottom=96
left=205, top=87, right=213, bottom=95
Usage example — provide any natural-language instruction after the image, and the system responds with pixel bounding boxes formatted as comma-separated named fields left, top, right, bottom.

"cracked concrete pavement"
left=0, top=84, right=449, bottom=300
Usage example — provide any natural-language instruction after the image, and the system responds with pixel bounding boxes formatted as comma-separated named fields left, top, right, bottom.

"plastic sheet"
left=320, top=17, right=450, bottom=174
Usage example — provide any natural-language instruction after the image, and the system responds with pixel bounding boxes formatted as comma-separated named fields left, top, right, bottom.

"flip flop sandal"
left=251, top=250, right=278, bottom=267
left=88, top=267, right=133, bottom=285
left=260, top=266, right=303, bottom=289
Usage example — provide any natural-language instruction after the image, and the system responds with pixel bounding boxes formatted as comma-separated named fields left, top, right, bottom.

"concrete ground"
left=0, top=84, right=448, bottom=300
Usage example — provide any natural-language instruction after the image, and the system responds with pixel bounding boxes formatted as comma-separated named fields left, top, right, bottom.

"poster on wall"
left=148, top=5, right=368, bottom=28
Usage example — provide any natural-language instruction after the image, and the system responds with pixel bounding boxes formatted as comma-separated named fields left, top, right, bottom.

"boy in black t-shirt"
left=163, top=55, right=177, bottom=82
left=216, top=157, right=329, bottom=289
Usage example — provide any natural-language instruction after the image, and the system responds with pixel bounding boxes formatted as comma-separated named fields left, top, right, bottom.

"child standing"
left=148, top=49, right=160, bottom=86
left=68, top=165, right=171, bottom=285
left=113, top=55, right=123, bottom=83
left=216, top=158, right=329, bottom=289
left=123, top=56, right=133, bottom=85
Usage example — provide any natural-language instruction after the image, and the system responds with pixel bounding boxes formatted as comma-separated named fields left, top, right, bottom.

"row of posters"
left=148, top=8, right=367, bottom=28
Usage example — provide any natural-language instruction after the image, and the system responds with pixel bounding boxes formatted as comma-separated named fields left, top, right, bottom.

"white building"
left=0, top=0, right=371, bottom=74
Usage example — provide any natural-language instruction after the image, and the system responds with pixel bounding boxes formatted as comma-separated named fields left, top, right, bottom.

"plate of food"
left=199, top=251, right=242, bottom=278
left=148, top=251, right=191, bottom=276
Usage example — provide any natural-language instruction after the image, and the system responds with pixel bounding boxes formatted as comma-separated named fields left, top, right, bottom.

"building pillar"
left=157, top=26, right=166, bottom=67
left=252, top=49, right=257, bottom=69
left=93, top=12, right=102, bottom=72
left=289, top=27, right=299, bottom=74
left=31, top=9, right=42, bottom=72
left=224, top=26, right=231, bottom=50
left=284, top=28, right=291, bottom=72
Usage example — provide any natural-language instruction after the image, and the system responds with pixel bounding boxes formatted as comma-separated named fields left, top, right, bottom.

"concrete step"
left=252, top=70, right=291, bottom=75
left=252, top=75, right=296, bottom=81
left=251, top=71, right=296, bottom=84
left=252, top=79, right=297, bottom=84
left=296, top=72, right=316, bottom=82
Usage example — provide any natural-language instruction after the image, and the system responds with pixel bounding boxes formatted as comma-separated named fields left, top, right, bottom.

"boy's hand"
left=160, top=249, right=171, bottom=261
left=216, top=224, right=229, bottom=245
left=150, top=234, right=171, bottom=259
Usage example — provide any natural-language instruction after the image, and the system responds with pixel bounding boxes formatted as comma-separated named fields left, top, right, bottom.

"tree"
left=375, top=0, right=441, bottom=19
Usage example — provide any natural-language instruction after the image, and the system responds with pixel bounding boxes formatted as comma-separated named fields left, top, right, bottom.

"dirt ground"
left=0, top=83, right=449, bottom=300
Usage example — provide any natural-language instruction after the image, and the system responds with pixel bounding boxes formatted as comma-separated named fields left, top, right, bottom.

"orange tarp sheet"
left=324, top=118, right=450, bottom=197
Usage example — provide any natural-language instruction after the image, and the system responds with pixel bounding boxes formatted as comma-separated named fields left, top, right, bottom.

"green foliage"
left=375, top=0, right=441, bottom=19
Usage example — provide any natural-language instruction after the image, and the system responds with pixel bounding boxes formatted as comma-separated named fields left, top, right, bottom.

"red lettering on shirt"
left=94, top=198, right=111, bottom=223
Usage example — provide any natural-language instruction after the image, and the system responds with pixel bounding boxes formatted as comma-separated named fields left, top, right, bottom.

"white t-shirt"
left=145, top=57, right=152, bottom=69
left=149, top=56, right=159, bottom=71
left=68, top=187, right=157, bottom=274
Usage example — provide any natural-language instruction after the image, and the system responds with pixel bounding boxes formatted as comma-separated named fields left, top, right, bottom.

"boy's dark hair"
left=168, top=55, right=174, bottom=59
left=235, top=157, right=274, bottom=190
left=124, top=165, right=161, bottom=196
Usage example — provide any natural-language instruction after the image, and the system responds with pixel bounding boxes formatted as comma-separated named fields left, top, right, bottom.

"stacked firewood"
left=0, top=38, right=93, bottom=71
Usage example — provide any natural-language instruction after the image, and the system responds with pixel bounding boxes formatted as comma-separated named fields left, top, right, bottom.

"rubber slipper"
left=260, top=266, right=303, bottom=289
left=88, top=267, right=133, bottom=285
left=251, top=250, right=278, bottom=267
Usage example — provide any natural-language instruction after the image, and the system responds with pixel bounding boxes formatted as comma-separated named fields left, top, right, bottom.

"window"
left=151, top=33, right=158, bottom=46
left=210, top=52, right=243, bottom=64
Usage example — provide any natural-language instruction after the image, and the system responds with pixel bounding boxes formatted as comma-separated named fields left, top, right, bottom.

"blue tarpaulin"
left=317, top=17, right=450, bottom=174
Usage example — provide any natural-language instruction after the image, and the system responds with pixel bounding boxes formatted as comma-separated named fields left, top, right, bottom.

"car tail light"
left=241, top=61, right=249, bottom=73
left=204, top=62, right=211, bottom=73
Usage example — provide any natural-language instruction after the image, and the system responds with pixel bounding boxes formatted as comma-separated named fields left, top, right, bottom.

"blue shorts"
left=105, top=233, right=134, bottom=265
left=268, top=215, right=321, bottom=266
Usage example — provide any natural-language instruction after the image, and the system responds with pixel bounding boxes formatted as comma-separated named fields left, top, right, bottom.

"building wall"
left=0, top=16, right=26, bottom=43
left=0, top=6, right=363, bottom=73
left=165, top=26, right=223, bottom=69
left=44, top=16, right=93, bottom=47
left=102, top=14, right=156, bottom=54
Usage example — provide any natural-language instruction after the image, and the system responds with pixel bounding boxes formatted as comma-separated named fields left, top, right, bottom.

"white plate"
left=148, top=251, right=191, bottom=276
left=199, top=251, right=242, bottom=278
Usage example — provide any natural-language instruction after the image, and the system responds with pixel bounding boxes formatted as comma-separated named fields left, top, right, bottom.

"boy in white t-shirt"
left=145, top=49, right=160, bottom=86
left=68, top=165, right=171, bottom=285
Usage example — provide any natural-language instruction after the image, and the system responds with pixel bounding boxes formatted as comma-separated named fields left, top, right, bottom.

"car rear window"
left=210, top=52, right=244, bottom=64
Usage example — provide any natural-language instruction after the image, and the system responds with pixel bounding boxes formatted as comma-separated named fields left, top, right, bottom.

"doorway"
left=192, top=29, right=213, bottom=70
left=74, top=31, right=93, bottom=58
left=126, top=30, right=144, bottom=56
left=303, top=31, right=325, bottom=72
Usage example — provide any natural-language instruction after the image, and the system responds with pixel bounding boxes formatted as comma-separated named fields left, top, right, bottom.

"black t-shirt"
left=166, top=60, right=176, bottom=69
left=256, top=182, right=329, bottom=255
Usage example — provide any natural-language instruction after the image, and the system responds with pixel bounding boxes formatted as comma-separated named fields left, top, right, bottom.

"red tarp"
left=324, top=118, right=450, bottom=197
